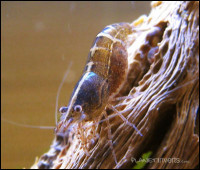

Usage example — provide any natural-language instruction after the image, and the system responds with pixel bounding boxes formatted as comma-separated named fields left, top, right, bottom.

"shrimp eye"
left=74, top=105, right=82, bottom=113
left=59, top=106, right=68, bottom=113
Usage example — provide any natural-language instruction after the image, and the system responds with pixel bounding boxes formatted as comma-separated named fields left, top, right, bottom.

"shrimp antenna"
left=2, top=118, right=54, bottom=130
left=55, top=61, right=73, bottom=125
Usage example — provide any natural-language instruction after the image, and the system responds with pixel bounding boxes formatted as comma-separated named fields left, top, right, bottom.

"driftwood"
left=32, top=1, right=199, bottom=169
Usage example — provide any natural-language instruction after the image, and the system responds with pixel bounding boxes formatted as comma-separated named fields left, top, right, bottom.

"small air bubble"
left=69, top=2, right=76, bottom=12
left=61, top=54, right=65, bottom=60
left=35, top=21, right=45, bottom=32
left=67, top=23, right=72, bottom=33
left=131, top=1, right=135, bottom=8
